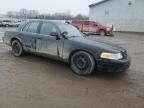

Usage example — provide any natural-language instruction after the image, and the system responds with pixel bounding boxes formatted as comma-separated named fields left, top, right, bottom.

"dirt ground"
left=0, top=27, right=144, bottom=108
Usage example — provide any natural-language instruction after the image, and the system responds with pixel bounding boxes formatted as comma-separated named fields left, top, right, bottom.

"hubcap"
left=13, top=43, right=20, bottom=54
left=74, top=55, right=89, bottom=70
left=100, top=31, right=105, bottom=35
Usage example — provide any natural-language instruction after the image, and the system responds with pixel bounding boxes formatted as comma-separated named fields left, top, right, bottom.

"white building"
left=89, top=0, right=144, bottom=32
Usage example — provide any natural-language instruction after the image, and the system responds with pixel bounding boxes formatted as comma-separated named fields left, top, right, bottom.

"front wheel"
left=99, top=30, right=106, bottom=36
left=12, top=40, right=24, bottom=57
left=70, top=51, right=95, bottom=76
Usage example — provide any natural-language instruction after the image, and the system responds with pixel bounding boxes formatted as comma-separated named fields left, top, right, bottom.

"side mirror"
left=62, top=31, right=68, bottom=36
left=62, top=31, right=68, bottom=38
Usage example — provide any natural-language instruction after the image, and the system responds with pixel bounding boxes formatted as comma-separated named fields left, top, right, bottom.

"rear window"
left=18, top=22, right=25, bottom=31
left=83, top=21, right=89, bottom=25
left=22, top=23, right=31, bottom=32
left=27, top=22, right=40, bottom=33
left=22, top=22, right=40, bottom=33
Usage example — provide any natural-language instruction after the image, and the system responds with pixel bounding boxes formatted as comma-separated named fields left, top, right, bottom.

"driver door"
left=35, top=22, right=59, bottom=57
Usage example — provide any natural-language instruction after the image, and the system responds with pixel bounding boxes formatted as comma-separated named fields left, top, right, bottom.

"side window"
left=27, top=22, right=40, bottom=33
left=89, top=22, right=96, bottom=26
left=40, top=23, right=57, bottom=35
left=22, top=23, right=31, bottom=32
left=84, top=21, right=89, bottom=25
left=73, top=21, right=79, bottom=24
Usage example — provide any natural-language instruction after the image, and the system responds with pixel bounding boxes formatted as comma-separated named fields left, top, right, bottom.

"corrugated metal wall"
left=89, top=0, right=144, bottom=32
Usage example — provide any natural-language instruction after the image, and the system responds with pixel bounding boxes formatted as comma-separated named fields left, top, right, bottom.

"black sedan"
left=3, top=20, right=131, bottom=76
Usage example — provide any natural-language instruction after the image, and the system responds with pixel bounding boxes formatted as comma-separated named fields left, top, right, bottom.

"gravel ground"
left=0, top=27, right=144, bottom=108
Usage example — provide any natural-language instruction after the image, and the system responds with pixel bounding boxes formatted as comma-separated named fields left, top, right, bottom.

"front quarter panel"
left=62, top=38, right=103, bottom=62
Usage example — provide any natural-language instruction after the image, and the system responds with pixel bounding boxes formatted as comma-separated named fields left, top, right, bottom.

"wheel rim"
left=100, top=31, right=105, bottom=36
left=73, top=54, right=89, bottom=71
left=13, top=43, right=21, bottom=54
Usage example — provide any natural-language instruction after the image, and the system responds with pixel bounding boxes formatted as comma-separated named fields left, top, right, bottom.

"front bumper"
left=96, top=56, right=131, bottom=72
left=106, top=31, right=114, bottom=36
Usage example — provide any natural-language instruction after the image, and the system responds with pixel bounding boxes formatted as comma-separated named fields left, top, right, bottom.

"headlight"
left=106, top=28, right=111, bottom=31
left=101, top=52, right=123, bottom=60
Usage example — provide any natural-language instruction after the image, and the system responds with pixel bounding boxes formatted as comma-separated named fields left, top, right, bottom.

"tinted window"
left=57, top=23, right=83, bottom=37
left=89, top=21, right=97, bottom=26
left=72, top=21, right=80, bottom=24
left=40, top=22, right=57, bottom=35
left=27, top=22, right=40, bottom=33
left=84, top=21, right=89, bottom=25
left=22, top=23, right=31, bottom=32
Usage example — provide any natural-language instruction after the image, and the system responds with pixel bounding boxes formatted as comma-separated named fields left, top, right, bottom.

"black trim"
left=89, top=0, right=111, bottom=7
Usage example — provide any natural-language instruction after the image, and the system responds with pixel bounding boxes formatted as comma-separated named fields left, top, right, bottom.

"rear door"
left=19, top=21, right=40, bottom=52
left=35, top=22, right=59, bottom=57
left=89, top=21, right=97, bottom=33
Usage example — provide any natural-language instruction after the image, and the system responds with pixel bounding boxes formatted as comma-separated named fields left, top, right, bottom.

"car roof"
left=27, top=19, right=65, bottom=24
left=18, top=20, right=68, bottom=31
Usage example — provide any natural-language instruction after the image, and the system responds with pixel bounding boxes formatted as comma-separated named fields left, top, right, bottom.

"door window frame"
left=38, top=22, right=61, bottom=37
left=22, top=21, right=41, bottom=34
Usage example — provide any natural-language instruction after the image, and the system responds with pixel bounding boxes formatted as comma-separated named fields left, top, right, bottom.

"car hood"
left=69, top=36, right=126, bottom=53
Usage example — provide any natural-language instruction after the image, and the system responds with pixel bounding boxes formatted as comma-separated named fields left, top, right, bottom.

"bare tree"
left=7, top=11, right=13, bottom=18
left=6, top=9, right=89, bottom=20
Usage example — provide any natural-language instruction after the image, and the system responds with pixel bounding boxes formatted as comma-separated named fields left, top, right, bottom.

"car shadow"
left=6, top=51, right=128, bottom=80
left=91, top=70, right=128, bottom=80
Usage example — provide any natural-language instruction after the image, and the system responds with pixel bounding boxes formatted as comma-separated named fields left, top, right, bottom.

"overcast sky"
left=0, top=0, right=100, bottom=15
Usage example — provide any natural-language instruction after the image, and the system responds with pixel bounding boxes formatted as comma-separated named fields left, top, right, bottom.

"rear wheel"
left=12, top=40, right=24, bottom=57
left=70, top=51, right=95, bottom=76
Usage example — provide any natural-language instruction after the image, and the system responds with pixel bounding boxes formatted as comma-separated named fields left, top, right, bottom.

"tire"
left=99, top=30, right=106, bottom=36
left=70, top=51, right=95, bottom=76
left=11, top=40, right=24, bottom=57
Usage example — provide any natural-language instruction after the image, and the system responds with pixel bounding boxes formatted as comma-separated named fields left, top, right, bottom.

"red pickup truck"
left=71, top=20, right=113, bottom=36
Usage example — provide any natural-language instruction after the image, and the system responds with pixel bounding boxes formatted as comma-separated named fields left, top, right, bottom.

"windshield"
left=57, top=23, right=83, bottom=37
